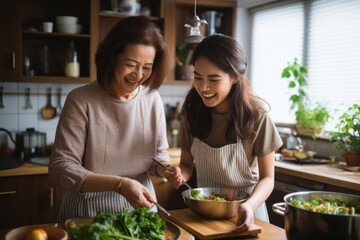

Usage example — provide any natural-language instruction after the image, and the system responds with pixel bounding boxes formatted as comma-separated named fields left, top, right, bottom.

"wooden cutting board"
left=168, top=208, right=262, bottom=240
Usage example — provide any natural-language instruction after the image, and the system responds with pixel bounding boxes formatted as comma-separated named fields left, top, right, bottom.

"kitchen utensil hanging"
left=41, top=88, right=56, bottom=119
left=23, top=87, right=32, bottom=109
left=56, top=87, right=62, bottom=116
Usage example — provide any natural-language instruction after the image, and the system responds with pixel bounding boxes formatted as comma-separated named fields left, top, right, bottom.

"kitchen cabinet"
left=1, top=0, right=237, bottom=84
left=0, top=0, right=21, bottom=82
left=90, top=0, right=165, bottom=82
left=164, top=0, right=237, bottom=85
left=0, top=0, right=93, bottom=83
left=0, top=174, right=62, bottom=229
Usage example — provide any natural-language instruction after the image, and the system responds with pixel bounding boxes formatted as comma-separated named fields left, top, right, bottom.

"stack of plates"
left=56, top=16, right=82, bottom=34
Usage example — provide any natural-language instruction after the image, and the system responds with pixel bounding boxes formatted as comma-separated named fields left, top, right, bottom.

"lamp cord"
left=194, top=0, right=197, bottom=16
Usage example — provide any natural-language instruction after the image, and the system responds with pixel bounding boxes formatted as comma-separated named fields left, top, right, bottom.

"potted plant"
left=175, top=43, right=194, bottom=80
left=282, top=58, right=331, bottom=137
left=330, top=104, right=360, bottom=166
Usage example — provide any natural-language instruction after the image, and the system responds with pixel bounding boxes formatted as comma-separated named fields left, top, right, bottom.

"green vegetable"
left=191, top=189, right=201, bottom=198
left=69, top=208, right=166, bottom=240
left=190, top=190, right=240, bottom=202
left=291, top=197, right=360, bottom=216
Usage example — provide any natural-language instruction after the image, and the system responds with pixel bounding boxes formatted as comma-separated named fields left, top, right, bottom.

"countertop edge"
left=275, top=161, right=360, bottom=192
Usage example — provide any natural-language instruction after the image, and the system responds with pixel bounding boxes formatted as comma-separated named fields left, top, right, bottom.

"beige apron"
left=57, top=172, right=157, bottom=222
left=190, top=137, right=269, bottom=222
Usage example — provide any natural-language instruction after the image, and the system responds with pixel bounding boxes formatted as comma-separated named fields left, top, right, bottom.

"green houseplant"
left=282, top=58, right=331, bottom=136
left=330, top=104, right=360, bottom=166
left=175, top=43, right=193, bottom=80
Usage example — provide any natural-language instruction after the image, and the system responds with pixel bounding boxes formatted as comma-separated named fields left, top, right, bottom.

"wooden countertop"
left=275, top=161, right=360, bottom=191
left=0, top=149, right=182, bottom=178
left=0, top=162, right=48, bottom=177
left=2, top=149, right=360, bottom=194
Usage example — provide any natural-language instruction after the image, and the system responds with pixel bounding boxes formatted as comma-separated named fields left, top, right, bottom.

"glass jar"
left=64, top=40, right=80, bottom=77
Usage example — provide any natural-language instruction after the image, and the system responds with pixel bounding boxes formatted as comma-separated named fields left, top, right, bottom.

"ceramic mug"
left=43, top=22, right=53, bottom=33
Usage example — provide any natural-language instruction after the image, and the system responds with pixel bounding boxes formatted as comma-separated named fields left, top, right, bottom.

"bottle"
left=23, top=55, right=35, bottom=76
left=64, top=40, right=80, bottom=77
left=169, top=102, right=180, bottom=148
left=40, top=44, right=50, bottom=75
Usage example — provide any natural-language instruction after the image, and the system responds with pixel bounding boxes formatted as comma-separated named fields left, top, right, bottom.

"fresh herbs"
left=291, top=197, right=360, bottom=216
left=69, top=208, right=166, bottom=240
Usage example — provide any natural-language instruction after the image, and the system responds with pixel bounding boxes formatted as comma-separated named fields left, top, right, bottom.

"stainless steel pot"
left=272, top=191, right=360, bottom=240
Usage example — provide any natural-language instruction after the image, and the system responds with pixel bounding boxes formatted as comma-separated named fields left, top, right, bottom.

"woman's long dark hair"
left=182, top=34, right=264, bottom=141
left=95, top=16, right=169, bottom=94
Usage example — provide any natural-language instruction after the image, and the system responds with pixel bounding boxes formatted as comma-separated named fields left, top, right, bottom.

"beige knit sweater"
left=49, top=81, right=169, bottom=193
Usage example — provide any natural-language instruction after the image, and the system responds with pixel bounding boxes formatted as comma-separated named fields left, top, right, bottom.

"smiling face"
left=113, top=44, right=156, bottom=100
left=193, top=56, right=238, bottom=113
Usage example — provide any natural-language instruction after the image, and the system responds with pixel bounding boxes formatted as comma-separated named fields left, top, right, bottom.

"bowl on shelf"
left=56, top=16, right=78, bottom=24
left=5, top=224, right=68, bottom=240
left=56, top=23, right=82, bottom=34
left=182, top=187, right=250, bottom=219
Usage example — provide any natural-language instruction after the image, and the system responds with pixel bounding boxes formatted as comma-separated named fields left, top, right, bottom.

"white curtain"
left=250, top=2, right=304, bottom=124
left=250, top=0, right=360, bottom=131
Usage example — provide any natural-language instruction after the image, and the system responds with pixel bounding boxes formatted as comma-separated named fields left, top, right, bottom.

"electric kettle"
left=0, top=128, right=46, bottom=160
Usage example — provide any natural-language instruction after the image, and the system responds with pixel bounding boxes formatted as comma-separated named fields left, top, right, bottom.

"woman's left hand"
left=234, top=202, right=254, bottom=232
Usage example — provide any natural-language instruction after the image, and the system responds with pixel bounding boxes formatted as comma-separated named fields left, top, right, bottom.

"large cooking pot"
left=272, top=191, right=360, bottom=240
left=0, top=128, right=46, bottom=160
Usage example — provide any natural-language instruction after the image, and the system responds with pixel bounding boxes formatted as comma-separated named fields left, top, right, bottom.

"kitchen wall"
left=0, top=81, right=191, bottom=148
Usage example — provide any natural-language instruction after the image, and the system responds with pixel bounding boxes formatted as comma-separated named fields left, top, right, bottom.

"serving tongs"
left=151, top=157, right=204, bottom=200
left=151, top=157, right=192, bottom=190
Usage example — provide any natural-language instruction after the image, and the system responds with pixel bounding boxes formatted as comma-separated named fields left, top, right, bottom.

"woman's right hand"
left=163, top=166, right=186, bottom=189
left=119, top=178, right=156, bottom=209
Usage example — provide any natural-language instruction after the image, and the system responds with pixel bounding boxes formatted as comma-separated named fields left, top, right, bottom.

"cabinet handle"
left=12, top=52, right=15, bottom=70
left=0, top=191, right=16, bottom=195
left=50, top=187, right=54, bottom=207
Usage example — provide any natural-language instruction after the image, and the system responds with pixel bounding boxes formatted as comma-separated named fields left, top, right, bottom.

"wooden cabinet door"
left=0, top=0, right=21, bottom=82
left=0, top=175, right=62, bottom=229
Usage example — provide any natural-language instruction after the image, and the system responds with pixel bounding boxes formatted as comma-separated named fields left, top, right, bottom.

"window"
left=250, top=0, right=360, bottom=131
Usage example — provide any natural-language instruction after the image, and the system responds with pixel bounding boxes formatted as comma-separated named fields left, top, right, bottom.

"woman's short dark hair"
left=183, top=34, right=264, bottom=140
left=95, top=16, right=169, bottom=92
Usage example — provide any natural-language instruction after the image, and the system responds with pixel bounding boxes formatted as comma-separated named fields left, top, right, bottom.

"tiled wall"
left=0, top=81, right=191, bottom=149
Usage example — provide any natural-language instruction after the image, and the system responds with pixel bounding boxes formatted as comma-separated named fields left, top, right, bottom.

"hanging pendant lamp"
left=184, top=0, right=207, bottom=44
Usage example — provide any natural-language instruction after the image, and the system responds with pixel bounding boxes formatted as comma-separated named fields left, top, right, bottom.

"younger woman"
left=164, top=34, right=282, bottom=232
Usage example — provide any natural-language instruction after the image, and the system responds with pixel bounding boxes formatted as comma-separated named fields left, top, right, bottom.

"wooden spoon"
left=42, top=88, right=56, bottom=119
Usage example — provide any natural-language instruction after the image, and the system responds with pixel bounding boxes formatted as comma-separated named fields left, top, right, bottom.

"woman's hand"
left=234, top=202, right=254, bottom=232
left=162, top=165, right=186, bottom=189
left=119, top=177, right=156, bottom=209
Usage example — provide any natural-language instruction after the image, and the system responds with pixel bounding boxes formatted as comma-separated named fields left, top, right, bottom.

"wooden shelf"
left=99, top=12, right=162, bottom=21
left=22, top=30, right=90, bottom=39
left=21, top=75, right=91, bottom=83
left=176, top=0, right=237, bottom=7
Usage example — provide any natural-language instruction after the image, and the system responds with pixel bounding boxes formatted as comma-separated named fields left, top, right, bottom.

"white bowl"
left=57, top=23, right=82, bottom=34
left=56, top=16, right=78, bottom=24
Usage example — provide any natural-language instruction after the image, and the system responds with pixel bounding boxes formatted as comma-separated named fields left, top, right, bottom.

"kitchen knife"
left=154, top=202, right=170, bottom=217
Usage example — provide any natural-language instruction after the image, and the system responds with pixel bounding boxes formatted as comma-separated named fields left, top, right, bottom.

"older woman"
left=49, top=16, right=170, bottom=222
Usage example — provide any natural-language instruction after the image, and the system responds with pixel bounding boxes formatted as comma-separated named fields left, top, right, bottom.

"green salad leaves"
left=69, top=208, right=166, bottom=240
left=291, top=197, right=360, bottom=216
